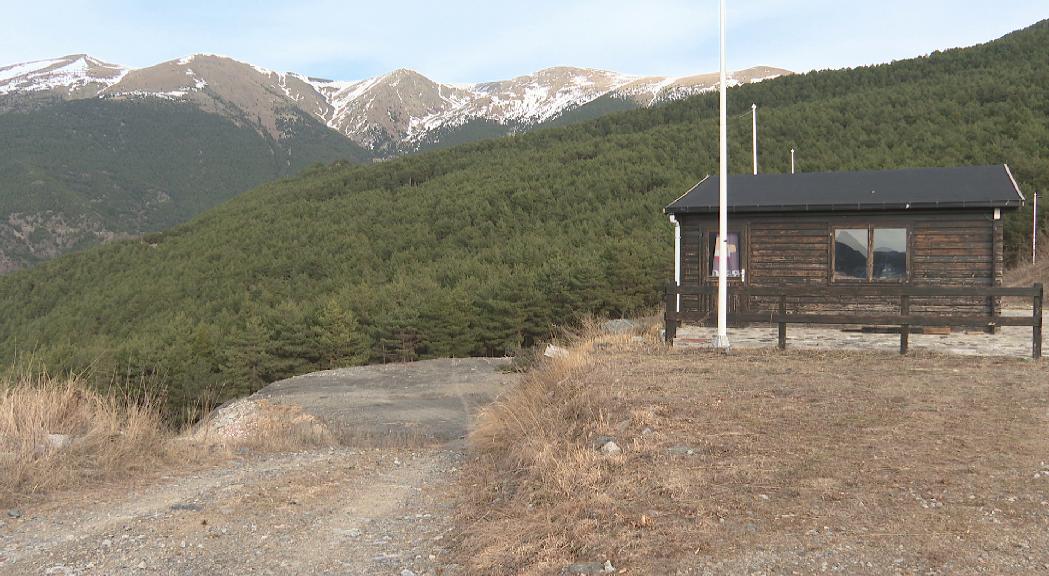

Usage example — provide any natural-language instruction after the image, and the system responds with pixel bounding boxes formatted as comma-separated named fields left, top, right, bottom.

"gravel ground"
left=1, top=449, right=463, bottom=575
left=676, top=310, right=1045, bottom=357
left=1, top=358, right=517, bottom=576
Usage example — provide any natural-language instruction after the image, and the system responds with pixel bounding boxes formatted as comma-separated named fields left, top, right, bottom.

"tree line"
left=1, top=20, right=1047, bottom=417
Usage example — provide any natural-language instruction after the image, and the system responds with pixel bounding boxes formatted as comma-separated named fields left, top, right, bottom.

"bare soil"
left=456, top=337, right=1049, bottom=575
left=254, top=358, right=516, bottom=445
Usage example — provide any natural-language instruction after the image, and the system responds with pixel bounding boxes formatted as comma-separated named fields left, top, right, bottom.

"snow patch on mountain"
left=177, top=53, right=242, bottom=66
left=0, top=53, right=790, bottom=151
left=110, top=89, right=190, bottom=100
left=0, top=58, right=66, bottom=83
left=0, top=55, right=128, bottom=95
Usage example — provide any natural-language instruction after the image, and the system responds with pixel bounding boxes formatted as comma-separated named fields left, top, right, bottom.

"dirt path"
left=1, top=358, right=516, bottom=576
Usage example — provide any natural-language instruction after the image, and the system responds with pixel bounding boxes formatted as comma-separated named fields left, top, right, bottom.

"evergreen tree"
left=314, top=299, right=370, bottom=369
left=223, top=314, right=273, bottom=394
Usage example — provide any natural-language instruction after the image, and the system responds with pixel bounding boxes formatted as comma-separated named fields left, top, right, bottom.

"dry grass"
left=0, top=371, right=197, bottom=506
left=1006, top=232, right=1049, bottom=287
left=0, top=372, right=336, bottom=507
left=455, top=324, right=1049, bottom=574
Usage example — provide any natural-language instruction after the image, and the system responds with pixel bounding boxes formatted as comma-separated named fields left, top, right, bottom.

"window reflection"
left=873, top=228, right=907, bottom=280
left=834, top=228, right=868, bottom=280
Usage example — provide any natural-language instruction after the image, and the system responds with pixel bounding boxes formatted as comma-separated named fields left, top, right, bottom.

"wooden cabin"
left=664, top=165, right=1026, bottom=323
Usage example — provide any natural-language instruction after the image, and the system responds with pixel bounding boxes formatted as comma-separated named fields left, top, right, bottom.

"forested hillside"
left=1, top=20, right=1047, bottom=416
left=0, top=98, right=371, bottom=272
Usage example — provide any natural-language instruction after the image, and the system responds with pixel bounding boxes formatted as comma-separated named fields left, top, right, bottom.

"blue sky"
left=0, top=0, right=1045, bottom=82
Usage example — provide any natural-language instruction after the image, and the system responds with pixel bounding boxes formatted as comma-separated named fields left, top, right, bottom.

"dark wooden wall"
left=677, top=209, right=1005, bottom=319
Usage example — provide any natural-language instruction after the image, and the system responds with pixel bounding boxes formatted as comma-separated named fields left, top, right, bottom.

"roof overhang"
left=664, top=165, right=1027, bottom=215
left=665, top=199, right=1026, bottom=215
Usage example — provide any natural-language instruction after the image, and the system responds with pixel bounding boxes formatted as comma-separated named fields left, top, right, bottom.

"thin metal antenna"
left=752, top=104, right=758, bottom=175
left=714, top=0, right=730, bottom=350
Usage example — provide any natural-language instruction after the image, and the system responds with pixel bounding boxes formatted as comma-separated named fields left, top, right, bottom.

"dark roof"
left=665, top=165, right=1025, bottom=214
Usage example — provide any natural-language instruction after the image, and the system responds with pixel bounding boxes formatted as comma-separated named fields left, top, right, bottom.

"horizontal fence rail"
left=664, top=282, right=1044, bottom=359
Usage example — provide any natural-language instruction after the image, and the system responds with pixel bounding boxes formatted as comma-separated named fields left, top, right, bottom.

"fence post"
left=665, top=280, right=677, bottom=345
left=777, top=294, right=787, bottom=350
left=1034, top=283, right=1043, bottom=360
left=900, top=294, right=910, bottom=355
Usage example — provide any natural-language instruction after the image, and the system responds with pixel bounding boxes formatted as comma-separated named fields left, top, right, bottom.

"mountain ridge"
left=1, top=54, right=790, bottom=152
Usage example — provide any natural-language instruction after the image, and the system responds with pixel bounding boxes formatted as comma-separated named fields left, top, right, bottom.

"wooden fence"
left=664, top=283, right=1044, bottom=359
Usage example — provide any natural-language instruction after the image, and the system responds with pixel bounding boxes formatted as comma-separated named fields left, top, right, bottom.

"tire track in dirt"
left=2, top=448, right=462, bottom=575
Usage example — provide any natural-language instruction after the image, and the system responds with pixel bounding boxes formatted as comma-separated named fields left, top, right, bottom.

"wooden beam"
left=778, top=295, right=787, bottom=350
left=990, top=215, right=1001, bottom=334
left=900, top=295, right=910, bottom=355
left=667, top=283, right=1044, bottom=358
left=665, top=280, right=677, bottom=344
left=1035, top=283, right=1043, bottom=360
left=674, top=285, right=1041, bottom=298
left=677, top=312, right=1037, bottom=328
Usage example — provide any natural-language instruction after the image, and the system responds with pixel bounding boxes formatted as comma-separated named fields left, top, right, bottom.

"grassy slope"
left=1, top=21, right=1048, bottom=411
left=0, top=99, right=371, bottom=268
left=456, top=331, right=1049, bottom=574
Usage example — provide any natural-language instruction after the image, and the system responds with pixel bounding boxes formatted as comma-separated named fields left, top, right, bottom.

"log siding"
left=678, top=210, right=1003, bottom=320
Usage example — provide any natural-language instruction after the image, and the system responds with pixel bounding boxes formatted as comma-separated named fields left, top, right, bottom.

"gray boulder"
left=46, top=434, right=72, bottom=450
left=602, top=319, right=637, bottom=334
left=543, top=344, right=570, bottom=359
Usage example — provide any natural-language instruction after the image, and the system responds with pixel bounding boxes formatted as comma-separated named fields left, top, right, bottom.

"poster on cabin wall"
left=710, top=232, right=741, bottom=277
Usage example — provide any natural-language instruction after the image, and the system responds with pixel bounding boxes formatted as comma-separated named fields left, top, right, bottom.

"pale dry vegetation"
left=191, top=398, right=336, bottom=452
left=0, top=372, right=335, bottom=507
left=1007, top=236, right=1049, bottom=287
left=0, top=371, right=193, bottom=506
left=455, top=325, right=1049, bottom=574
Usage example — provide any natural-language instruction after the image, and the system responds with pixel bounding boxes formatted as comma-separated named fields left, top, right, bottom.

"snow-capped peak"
left=0, top=54, right=128, bottom=95
left=0, top=53, right=790, bottom=152
left=175, top=53, right=248, bottom=66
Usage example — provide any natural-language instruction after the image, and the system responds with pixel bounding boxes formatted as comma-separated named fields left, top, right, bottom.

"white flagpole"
left=791, top=148, right=795, bottom=174
left=1035, top=192, right=1039, bottom=264
left=752, top=104, right=758, bottom=175
left=715, top=0, right=730, bottom=350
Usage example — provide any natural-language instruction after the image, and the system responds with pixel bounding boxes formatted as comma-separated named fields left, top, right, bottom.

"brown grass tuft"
left=458, top=322, right=667, bottom=574
left=0, top=371, right=195, bottom=506
left=0, top=371, right=338, bottom=507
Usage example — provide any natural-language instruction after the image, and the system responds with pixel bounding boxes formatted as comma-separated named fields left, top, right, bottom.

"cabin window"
left=833, top=229, right=868, bottom=280
left=708, top=232, right=742, bottom=278
left=834, top=226, right=908, bottom=282
left=873, top=228, right=907, bottom=280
